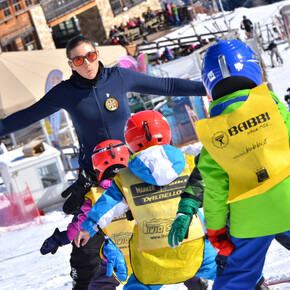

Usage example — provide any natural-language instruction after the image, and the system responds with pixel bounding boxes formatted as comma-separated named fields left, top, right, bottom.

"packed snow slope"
left=0, top=1, right=290, bottom=289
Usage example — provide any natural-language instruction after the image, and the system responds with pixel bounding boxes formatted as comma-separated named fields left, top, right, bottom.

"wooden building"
left=0, top=0, right=162, bottom=51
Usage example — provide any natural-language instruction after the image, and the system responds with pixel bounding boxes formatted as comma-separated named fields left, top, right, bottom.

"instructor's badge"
left=105, top=97, right=119, bottom=111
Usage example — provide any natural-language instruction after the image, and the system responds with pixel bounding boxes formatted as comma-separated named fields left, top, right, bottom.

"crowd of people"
left=155, top=40, right=207, bottom=65
left=108, top=8, right=162, bottom=46
left=109, top=3, right=183, bottom=46
left=108, top=15, right=154, bottom=46
left=1, top=32, right=289, bottom=290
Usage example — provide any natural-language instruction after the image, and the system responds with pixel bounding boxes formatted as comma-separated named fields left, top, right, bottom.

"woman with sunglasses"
left=0, top=35, right=206, bottom=289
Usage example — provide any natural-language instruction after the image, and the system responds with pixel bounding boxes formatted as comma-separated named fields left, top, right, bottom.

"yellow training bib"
left=196, top=84, right=290, bottom=203
left=119, top=163, right=204, bottom=251
left=89, top=188, right=134, bottom=261
left=117, top=159, right=205, bottom=284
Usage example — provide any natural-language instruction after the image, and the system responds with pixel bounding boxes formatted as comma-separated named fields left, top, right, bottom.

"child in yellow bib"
left=40, top=140, right=133, bottom=289
left=75, top=110, right=217, bottom=289
left=169, top=39, right=290, bottom=290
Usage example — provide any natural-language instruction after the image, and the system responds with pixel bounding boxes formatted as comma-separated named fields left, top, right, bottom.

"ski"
left=265, top=278, right=290, bottom=286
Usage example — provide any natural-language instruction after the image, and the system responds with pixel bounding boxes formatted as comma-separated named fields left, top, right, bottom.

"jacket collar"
left=70, top=61, right=104, bottom=87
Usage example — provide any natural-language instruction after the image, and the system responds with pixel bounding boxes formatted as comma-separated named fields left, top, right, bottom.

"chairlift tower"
left=211, top=0, right=219, bottom=12
left=217, top=0, right=230, bottom=31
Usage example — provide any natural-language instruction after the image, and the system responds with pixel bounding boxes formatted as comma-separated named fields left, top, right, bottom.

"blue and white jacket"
left=81, top=145, right=187, bottom=236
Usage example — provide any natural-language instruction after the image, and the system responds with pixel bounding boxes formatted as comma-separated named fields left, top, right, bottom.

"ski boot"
left=255, top=276, right=270, bottom=290
left=185, top=277, right=209, bottom=290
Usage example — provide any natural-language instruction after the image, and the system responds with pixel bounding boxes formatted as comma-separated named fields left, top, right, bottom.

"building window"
left=54, top=18, right=80, bottom=37
left=23, top=33, right=36, bottom=51
left=0, top=1, right=12, bottom=17
left=52, top=17, right=81, bottom=48
left=2, top=42, right=16, bottom=52
left=12, top=0, right=22, bottom=12
left=109, top=0, right=145, bottom=16
left=25, top=0, right=33, bottom=7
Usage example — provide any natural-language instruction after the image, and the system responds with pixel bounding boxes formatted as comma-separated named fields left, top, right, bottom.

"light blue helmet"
left=201, top=39, right=263, bottom=100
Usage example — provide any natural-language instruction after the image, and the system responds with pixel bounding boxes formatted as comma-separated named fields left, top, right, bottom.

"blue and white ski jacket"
left=81, top=145, right=187, bottom=236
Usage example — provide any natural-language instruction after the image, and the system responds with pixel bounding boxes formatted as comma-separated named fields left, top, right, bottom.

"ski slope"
left=0, top=1, right=289, bottom=289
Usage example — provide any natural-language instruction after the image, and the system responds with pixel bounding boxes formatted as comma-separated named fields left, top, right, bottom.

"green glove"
left=168, top=198, right=200, bottom=248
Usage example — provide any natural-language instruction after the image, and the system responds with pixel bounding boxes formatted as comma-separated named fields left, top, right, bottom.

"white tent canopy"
left=0, top=45, right=127, bottom=119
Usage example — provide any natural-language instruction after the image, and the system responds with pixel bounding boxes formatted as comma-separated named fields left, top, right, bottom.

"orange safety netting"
left=0, top=184, right=42, bottom=236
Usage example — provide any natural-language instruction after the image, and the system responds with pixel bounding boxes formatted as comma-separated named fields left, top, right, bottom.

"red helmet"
left=92, top=140, right=129, bottom=181
left=124, top=110, right=171, bottom=153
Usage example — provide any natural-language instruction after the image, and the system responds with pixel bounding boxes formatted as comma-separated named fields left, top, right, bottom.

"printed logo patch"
left=111, top=232, right=132, bottom=248
left=255, top=167, right=269, bottom=183
left=105, top=97, right=119, bottom=111
left=130, top=176, right=188, bottom=206
left=212, top=131, right=229, bottom=148
left=143, top=217, right=174, bottom=235
left=208, top=71, right=216, bottom=82
left=234, top=62, right=243, bottom=71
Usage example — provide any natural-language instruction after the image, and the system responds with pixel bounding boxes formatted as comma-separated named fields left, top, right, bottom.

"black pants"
left=70, top=231, right=116, bottom=290
left=88, top=260, right=120, bottom=290
left=275, top=232, right=290, bottom=250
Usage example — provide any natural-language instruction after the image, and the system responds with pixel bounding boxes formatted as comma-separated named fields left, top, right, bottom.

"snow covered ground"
left=0, top=1, right=290, bottom=289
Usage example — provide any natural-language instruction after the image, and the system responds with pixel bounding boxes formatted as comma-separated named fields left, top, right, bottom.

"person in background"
left=109, top=26, right=118, bottom=39
left=127, top=19, right=136, bottom=29
left=163, top=1, right=175, bottom=25
left=75, top=110, right=217, bottom=290
left=168, top=39, right=290, bottom=290
left=40, top=140, right=132, bottom=289
left=155, top=9, right=163, bottom=24
left=118, top=23, right=126, bottom=32
left=240, top=15, right=254, bottom=38
left=146, top=6, right=155, bottom=20
left=264, top=40, right=283, bottom=68
left=161, top=46, right=175, bottom=61
left=109, top=25, right=124, bottom=46
left=285, top=88, right=290, bottom=111
left=171, top=3, right=180, bottom=25
left=133, top=16, right=141, bottom=27
left=139, top=19, right=149, bottom=44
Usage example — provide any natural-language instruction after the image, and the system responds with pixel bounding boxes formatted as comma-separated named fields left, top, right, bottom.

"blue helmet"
left=201, top=39, right=263, bottom=100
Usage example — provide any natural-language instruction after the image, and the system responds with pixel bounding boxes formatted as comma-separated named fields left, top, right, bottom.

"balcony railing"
left=40, top=0, right=95, bottom=22
left=111, top=0, right=145, bottom=16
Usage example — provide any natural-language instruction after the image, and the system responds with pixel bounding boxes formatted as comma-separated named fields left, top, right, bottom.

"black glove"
left=62, top=171, right=97, bottom=215
left=215, top=254, right=228, bottom=276
left=40, top=228, right=70, bottom=255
